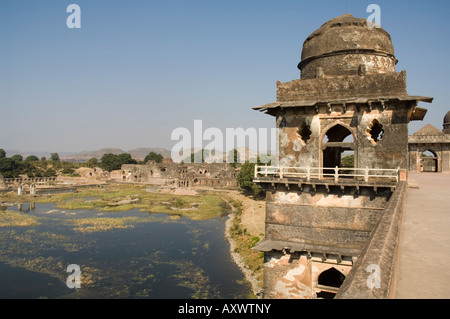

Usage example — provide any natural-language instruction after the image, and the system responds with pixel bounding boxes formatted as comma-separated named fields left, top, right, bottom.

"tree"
left=43, top=168, right=57, bottom=177
left=118, top=153, right=137, bottom=165
left=185, top=149, right=208, bottom=163
left=61, top=167, right=75, bottom=175
left=0, top=158, right=18, bottom=176
left=236, top=160, right=263, bottom=196
left=11, top=154, right=23, bottom=162
left=50, top=153, right=60, bottom=162
left=0, top=149, right=6, bottom=159
left=227, top=149, right=240, bottom=167
left=144, top=152, right=163, bottom=164
left=341, top=154, right=354, bottom=168
left=25, top=155, right=39, bottom=162
left=86, top=157, right=98, bottom=168
left=99, top=153, right=122, bottom=171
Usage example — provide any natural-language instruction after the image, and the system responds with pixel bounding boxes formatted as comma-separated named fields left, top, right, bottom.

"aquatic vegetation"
left=30, top=184, right=226, bottom=220
left=0, top=210, right=40, bottom=227
left=66, top=216, right=140, bottom=233
left=171, top=260, right=219, bottom=299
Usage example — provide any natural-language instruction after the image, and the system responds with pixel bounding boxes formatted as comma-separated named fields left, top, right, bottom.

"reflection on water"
left=0, top=203, right=251, bottom=299
left=17, top=202, right=35, bottom=212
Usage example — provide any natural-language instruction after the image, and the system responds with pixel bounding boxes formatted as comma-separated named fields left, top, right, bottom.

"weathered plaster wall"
left=263, top=251, right=353, bottom=299
left=277, top=102, right=411, bottom=170
left=264, top=187, right=389, bottom=250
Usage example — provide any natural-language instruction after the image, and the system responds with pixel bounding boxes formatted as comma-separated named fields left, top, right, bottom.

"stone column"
left=18, top=183, right=24, bottom=196
left=30, top=183, right=36, bottom=195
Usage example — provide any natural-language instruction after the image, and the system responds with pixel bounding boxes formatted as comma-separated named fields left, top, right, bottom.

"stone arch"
left=316, top=267, right=346, bottom=299
left=322, top=122, right=355, bottom=143
left=420, top=149, right=439, bottom=172
left=321, top=122, right=356, bottom=171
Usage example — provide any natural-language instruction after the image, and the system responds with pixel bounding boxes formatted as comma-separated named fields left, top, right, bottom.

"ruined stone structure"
left=2, top=176, right=57, bottom=186
left=408, top=112, right=450, bottom=173
left=120, top=162, right=239, bottom=189
left=252, top=14, right=432, bottom=299
left=0, top=173, right=6, bottom=190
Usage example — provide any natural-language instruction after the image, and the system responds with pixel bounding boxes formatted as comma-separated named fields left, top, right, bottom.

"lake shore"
left=222, top=196, right=264, bottom=298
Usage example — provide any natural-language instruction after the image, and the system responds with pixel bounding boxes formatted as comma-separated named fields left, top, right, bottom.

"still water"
left=0, top=203, right=251, bottom=299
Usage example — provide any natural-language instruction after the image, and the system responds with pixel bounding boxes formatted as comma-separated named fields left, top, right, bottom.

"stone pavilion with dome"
left=252, top=14, right=434, bottom=299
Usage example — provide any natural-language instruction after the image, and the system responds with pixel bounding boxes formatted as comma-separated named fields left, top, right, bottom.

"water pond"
left=0, top=202, right=251, bottom=299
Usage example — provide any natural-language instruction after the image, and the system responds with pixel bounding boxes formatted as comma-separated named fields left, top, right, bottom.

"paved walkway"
left=395, top=172, right=450, bottom=299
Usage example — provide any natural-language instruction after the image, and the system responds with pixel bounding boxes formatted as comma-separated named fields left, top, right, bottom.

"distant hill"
left=128, top=148, right=172, bottom=160
left=5, top=147, right=266, bottom=163
left=5, top=150, right=76, bottom=159
left=61, top=147, right=172, bottom=162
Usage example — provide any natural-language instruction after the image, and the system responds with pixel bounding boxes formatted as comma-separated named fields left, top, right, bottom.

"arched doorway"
left=316, top=267, right=346, bottom=299
left=420, top=150, right=439, bottom=172
left=322, top=124, right=355, bottom=176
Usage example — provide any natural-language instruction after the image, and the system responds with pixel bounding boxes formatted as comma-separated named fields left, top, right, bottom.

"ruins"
left=0, top=173, right=6, bottom=190
left=119, top=161, right=239, bottom=189
left=252, top=14, right=432, bottom=298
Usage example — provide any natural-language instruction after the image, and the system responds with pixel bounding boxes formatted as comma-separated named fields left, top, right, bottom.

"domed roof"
left=298, top=14, right=398, bottom=79
left=444, top=111, right=450, bottom=125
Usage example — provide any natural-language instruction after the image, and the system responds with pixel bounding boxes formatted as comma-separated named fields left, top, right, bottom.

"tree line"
left=0, top=149, right=164, bottom=178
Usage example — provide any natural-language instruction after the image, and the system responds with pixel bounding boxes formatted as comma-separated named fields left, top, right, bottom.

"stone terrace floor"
left=395, top=172, right=450, bottom=299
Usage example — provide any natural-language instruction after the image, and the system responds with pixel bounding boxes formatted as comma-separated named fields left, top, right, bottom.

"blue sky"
left=1, top=0, right=449, bottom=153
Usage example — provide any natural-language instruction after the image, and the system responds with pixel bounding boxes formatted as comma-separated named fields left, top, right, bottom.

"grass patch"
left=0, top=211, right=40, bottom=227
left=66, top=216, right=140, bottom=233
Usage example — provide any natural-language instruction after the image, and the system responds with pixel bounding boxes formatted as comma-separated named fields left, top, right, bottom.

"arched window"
left=324, top=124, right=354, bottom=143
left=322, top=124, right=355, bottom=170
left=316, top=267, right=346, bottom=299
left=297, top=121, right=312, bottom=144
left=367, top=119, right=384, bottom=143
left=420, top=150, right=439, bottom=173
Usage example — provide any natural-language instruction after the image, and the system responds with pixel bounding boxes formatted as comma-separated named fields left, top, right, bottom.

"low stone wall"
left=335, top=181, right=407, bottom=299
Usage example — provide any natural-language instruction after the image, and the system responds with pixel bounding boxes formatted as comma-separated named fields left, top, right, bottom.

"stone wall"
left=277, top=101, right=411, bottom=171
left=256, top=184, right=394, bottom=299
left=408, top=134, right=450, bottom=173
left=0, top=173, right=6, bottom=190
left=335, top=181, right=407, bottom=299
left=262, top=251, right=353, bottom=299
left=265, top=188, right=389, bottom=250
left=120, top=162, right=239, bottom=189
left=277, top=72, right=407, bottom=102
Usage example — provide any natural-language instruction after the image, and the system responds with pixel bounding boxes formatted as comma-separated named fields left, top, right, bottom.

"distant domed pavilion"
left=408, top=112, right=450, bottom=173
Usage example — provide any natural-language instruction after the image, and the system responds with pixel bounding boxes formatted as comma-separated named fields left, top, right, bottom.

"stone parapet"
left=335, top=181, right=407, bottom=299
left=277, top=72, right=407, bottom=102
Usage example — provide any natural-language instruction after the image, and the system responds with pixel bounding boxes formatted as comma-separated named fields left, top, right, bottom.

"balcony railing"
left=254, top=166, right=399, bottom=183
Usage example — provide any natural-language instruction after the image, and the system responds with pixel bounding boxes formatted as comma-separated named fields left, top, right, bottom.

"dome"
left=298, top=14, right=398, bottom=79
left=444, top=111, right=450, bottom=126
